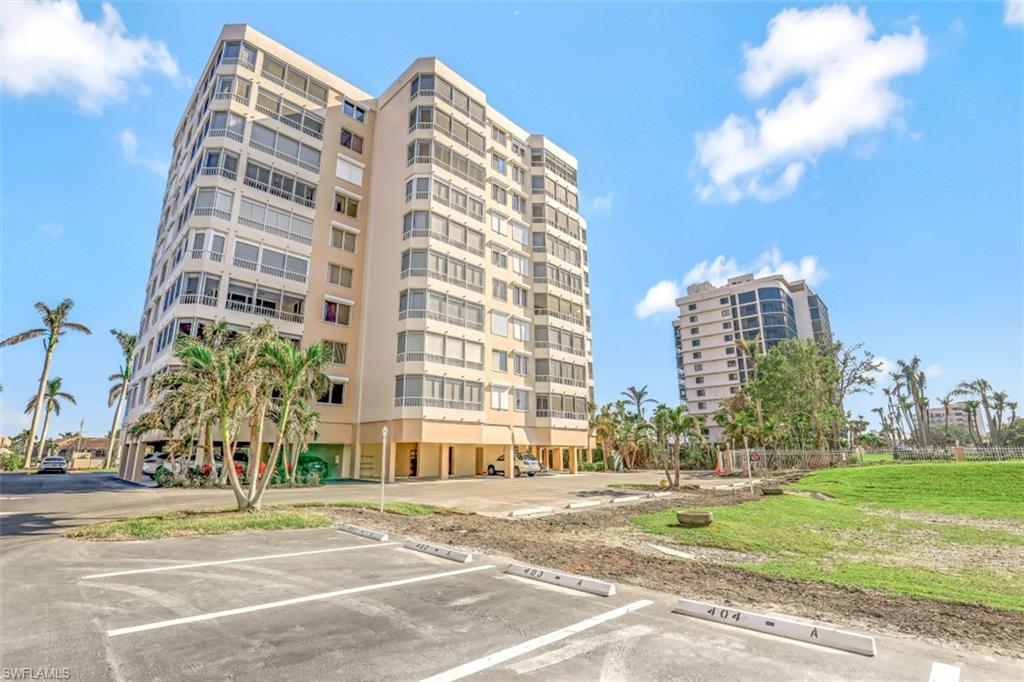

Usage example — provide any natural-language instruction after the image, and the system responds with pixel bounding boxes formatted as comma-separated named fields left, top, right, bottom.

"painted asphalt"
left=1, top=526, right=1017, bottom=681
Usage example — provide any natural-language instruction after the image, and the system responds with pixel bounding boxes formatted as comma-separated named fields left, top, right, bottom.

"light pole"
left=379, top=425, right=388, bottom=513
left=743, top=436, right=753, bottom=495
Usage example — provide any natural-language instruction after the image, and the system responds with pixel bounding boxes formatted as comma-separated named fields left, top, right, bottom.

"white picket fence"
left=718, top=446, right=1024, bottom=473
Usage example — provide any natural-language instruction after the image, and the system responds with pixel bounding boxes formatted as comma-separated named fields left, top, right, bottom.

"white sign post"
left=743, top=436, right=753, bottom=495
left=379, top=425, right=388, bottom=513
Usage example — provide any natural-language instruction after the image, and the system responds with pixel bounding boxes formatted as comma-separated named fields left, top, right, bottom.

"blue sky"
left=1, top=1, right=1021, bottom=437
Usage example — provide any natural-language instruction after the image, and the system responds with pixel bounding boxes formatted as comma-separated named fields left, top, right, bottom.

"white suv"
left=487, top=453, right=542, bottom=477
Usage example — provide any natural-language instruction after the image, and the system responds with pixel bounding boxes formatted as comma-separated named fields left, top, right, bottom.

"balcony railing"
left=431, top=191, right=484, bottom=222
left=220, top=56, right=256, bottom=71
left=200, top=167, right=238, bottom=181
left=213, top=91, right=251, bottom=107
left=259, top=70, right=327, bottom=107
left=535, top=409, right=587, bottom=421
left=238, top=215, right=313, bottom=246
left=254, top=104, right=324, bottom=141
left=225, top=299, right=304, bottom=324
left=532, top=277, right=583, bottom=297
left=406, top=154, right=485, bottom=190
left=401, top=267, right=485, bottom=294
left=398, top=308, right=484, bottom=331
left=233, top=256, right=258, bottom=271
left=394, top=396, right=484, bottom=410
left=190, top=249, right=224, bottom=262
left=402, top=229, right=485, bottom=258
left=260, top=263, right=308, bottom=283
left=535, top=374, right=587, bottom=388
left=206, top=127, right=244, bottom=143
left=243, top=176, right=316, bottom=209
left=531, top=244, right=582, bottom=268
left=193, top=206, right=232, bottom=220
left=178, top=293, right=219, bottom=307
left=408, top=122, right=485, bottom=157
left=396, top=352, right=484, bottom=370
left=533, top=308, right=584, bottom=326
left=534, top=341, right=585, bottom=357
left=249, top=139, right=320, bottom=174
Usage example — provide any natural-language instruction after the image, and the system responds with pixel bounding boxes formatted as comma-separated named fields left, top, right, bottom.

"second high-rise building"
left=119, top=24, right=594, bottom=482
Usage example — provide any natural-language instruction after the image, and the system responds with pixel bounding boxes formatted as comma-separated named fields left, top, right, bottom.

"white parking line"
left=929, top=661, right=961, bottom=682
left=107, top=564, right=494, bottom=637
left=419, top=599, right=654, bottom=682
left=84, top=542, right=399, bottom=579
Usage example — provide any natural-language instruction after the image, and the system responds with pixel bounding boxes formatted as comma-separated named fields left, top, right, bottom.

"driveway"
left=0, top=470, right=709, bottom=536
left=1, top=526, right=1015, bottom=681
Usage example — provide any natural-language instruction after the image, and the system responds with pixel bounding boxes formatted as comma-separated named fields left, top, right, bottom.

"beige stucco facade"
left=119, top=25, right=593, bottom=483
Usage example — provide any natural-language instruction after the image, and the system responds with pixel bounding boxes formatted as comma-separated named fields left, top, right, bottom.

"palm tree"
left=25, top=378, right=76, bottom=460
left=962, top=400, right=982, bottom=445
left=734, top=336, right=765, bottom=427
left=1, top=299, right=91, bottom=467
left=620, top=385, right=656, bottom=420
left=953, top=379, right=996, bottom=444
left=104, top=330, right=138, bottom=468
left=284, top=403, right=321, bottom=483
left=249, top=338, right=328, bottom=508
left=937, top=394, right=954, bottom=442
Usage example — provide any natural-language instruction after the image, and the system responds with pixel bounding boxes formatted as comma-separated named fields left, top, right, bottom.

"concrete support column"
left=569, top=447, right=579, bottom=474
left=386, top=436, right=397, bottom=483
left=554, top=447, right=563, bottom=472
left=504, top=442, right=514, bottom=479
left=352, top=441, right=362, bottom=480
left=586, top=447, right=593, bottom=464
left=440, top=443, right=449, bottom=479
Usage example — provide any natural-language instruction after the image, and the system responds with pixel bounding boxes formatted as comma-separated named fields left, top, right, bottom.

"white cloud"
left=0, top=1, right=180, bottom=113
left=635, top=248, right=827, bottom=319
left=683, top=247, right=827, bottom=287
left=120, top=129, right=168, bottom=175
left=39, top=223, right=64, bottom=238
left=925, top=364, right=942, bottom=379
left=873, top=356, right=894, bottom=378
left=587, top=193, right=614, bottom=216
left=694, top=5, right=927, bottom=203
left=635, top=280, right=682, bottom=319
left=1006, top=1, right=1024, bottom=26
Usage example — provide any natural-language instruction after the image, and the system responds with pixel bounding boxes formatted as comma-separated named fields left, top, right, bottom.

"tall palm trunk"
left=104, top=382, right=129, bottom=468
left=251, top=401, right=293, bottom=510
left=247, top=403, right=266, bottom=499
left=24, top=348, right=55, bottom=468
left=38, top=406, right=54, bottom=461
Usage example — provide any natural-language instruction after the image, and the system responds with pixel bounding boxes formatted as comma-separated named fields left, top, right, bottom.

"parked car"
left=487, top=453, right=541, bottom=477
left=141, top=453, right=171, bottom=477
left=37, top=455, right=69, bottom=474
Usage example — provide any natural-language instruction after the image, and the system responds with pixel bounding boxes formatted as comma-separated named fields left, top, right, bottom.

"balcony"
left=260, top=263, right=307, bottom=284
left=535, top=374, right=587, bottom=388
left=431, top=191, right=484, bottom=222
left=233, top=256, right=258, bottom=271
left=533, top=277, right=583, bottom=297
left=533, top=308, right=584, bottom=326
left=249, top=138, right=320, bottom=175
left=220, top=56, right=256, bottom=72
left=409, top=121, right=485, bottom=157
left=534, top=341, right=585, bottom=357
left=192, top=206, right=232, bottom=220
left=402, top=229, right=485, bottom=258
left=407, top=154, right=485, bottom=190
left=401, top=267, right=484, bottom=294
left=254, top=103, right=323, bottom=141
left=238, top=215, right=312, bottom=246
left=535, top=409, right=586, bottom=421
left=190, top=249, right=224, bottom=263
left=178, top=293, right=219, bottom=307
left=225, top=300, right=303, bottom=324
left=396, top=352, right=484, bottom=370
left=206, top=127, right=244, bottom=143
left=243, top=176, right=316, bottom=209
left=213, top=91, right=251, bottom=107
left=200, top=167, right=238, bottom=181
left=394, top=396, right=484, bottom=411
left=398, top=308, right=484, bottom=332
left=259, top=69, right=327, bottom=107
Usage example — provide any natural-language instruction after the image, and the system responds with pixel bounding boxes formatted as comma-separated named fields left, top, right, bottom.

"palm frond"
left=0, top=328, right=46, bottom=347
left=63, top=322, right=92, bottom=335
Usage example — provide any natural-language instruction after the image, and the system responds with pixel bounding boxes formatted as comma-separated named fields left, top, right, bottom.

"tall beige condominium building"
left=927, top=402, right=985, bottom=435
left=673, top=273, right=830, bottom=443
left=120, top=24, right=594, bottom=482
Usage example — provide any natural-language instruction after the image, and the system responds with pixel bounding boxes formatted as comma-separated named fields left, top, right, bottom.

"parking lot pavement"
left=2, top=527, right=1019, bottom=681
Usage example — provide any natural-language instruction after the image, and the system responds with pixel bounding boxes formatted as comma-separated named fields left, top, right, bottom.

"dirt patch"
left=322, top=495, right=1024, bottom=658
left=869, top=509, right=1024, bottom=536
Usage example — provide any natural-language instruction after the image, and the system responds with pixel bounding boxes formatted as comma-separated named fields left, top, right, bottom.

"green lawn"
left=791, top=461, right=1024, bottom=519
left=633, top=462, right=1024, bottom=611
left=66, top=508, right=332, bottom=541
left=287, top=500, right=444, bottom=516
left=858, top=452, right=893, bottom=463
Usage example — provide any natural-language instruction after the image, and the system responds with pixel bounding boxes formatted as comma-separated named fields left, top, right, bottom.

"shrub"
left=0, top=451, right=25, bottom=471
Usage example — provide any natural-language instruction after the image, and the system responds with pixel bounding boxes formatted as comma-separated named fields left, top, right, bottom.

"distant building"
left=927, top=402, right=984, bottom=435
left=673, top=273, right=831, bottom=443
